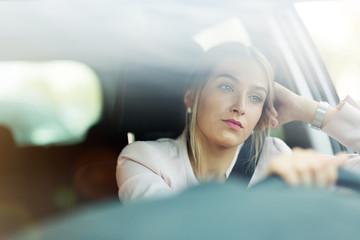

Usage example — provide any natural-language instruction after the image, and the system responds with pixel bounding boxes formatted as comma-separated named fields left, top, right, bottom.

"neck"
left=188, top=138, right=239, bottom=182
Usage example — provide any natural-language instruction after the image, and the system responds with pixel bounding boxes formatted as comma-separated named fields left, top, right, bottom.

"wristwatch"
left=311, top=101, right=329, bottom=130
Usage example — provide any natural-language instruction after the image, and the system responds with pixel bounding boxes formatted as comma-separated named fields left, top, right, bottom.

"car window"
left=295, top=0, right=360, bottom=104
left=0, top=60, right=102, bottom=146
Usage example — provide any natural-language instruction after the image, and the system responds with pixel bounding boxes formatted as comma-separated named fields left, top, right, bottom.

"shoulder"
left=119, top=137, right=182, bottom=158
left=120, top=139, right=175, bottom=158
left=118, top=138, right=181, bottom=173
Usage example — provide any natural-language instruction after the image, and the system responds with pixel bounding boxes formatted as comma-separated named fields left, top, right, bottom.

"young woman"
left=116, top=43, right=360, bottom=203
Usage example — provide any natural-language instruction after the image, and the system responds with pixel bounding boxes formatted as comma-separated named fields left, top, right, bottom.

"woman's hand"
left=258, top=83, right=299, bottom=130
left=267, top=148, right=349, bottom=187
left=270, top=83, right=304, bottom=128
left=270, top=83, right=337, bottom=129
left=272, top=83, right=300, bottom=127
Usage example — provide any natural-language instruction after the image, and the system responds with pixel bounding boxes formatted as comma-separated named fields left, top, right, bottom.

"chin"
left=216, top=135, right=246, bottom=149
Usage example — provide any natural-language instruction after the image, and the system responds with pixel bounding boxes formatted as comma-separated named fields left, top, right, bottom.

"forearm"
left=322, top=98, right=360, bottom=153
left=293, top=95, right=337, bottom=128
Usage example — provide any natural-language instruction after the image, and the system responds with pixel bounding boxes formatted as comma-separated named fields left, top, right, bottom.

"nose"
left=230, top=95, right=246, bottom=115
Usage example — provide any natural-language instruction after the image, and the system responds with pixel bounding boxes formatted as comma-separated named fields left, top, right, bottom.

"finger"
left=325, top=164, right=338, bottom=185
left=296, top=155, right=325, bottom=187
left=292, top=147, right=303, bottom=153
left=276, top=166, right=300, bottom=186
left=314, top=167, right=327, bottom=188
left=283, top=172, right=300, bottom=187
left=268, top=157, right=300, bottom=186
left=300, top=170, right=312, bottom=187
left=271, top=107, right=278, bottom=117
left=271, top=118, right=279, bottom=129
left=292, top=158, right=310, bottom=187
left=332, top=152, right=350, bottom=167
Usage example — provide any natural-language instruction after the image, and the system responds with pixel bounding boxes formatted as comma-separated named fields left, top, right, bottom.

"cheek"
left=196, top=98, right=217, bottom=127
left=247, top=104, right=264, bottom=127
left=197, top=91, right=229, bottom=119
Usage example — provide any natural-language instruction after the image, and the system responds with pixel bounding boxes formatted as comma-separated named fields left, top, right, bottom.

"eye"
left=249, top=95, right=262, bottom=103
left=220, top=83, right=234, bottom=92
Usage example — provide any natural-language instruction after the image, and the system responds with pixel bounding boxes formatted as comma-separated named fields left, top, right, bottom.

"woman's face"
left=195, top=56, right=268, bottom=148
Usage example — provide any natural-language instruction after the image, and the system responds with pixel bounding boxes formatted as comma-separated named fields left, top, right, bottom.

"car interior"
left=0, top=0, right=347, bottom=236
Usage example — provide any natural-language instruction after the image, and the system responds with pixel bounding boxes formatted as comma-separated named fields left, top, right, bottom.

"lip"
left=222, top=119, right=243, bottom=130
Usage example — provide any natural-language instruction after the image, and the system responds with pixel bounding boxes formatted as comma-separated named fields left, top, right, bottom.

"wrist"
left=311, top=101, right=329, bottom=130
left=295, top=97, right=337, bottom=128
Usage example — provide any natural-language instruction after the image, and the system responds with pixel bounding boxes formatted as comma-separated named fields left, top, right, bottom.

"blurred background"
left=295, top=0, right=360, bottom=104
left=0, top=0, right=358, bottom=149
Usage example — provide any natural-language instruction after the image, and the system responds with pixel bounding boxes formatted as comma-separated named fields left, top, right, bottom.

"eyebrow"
left=216, top=73, right=268, bottom=94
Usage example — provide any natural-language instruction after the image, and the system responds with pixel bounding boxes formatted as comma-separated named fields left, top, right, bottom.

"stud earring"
left=187, top=107, right=192, bottom=114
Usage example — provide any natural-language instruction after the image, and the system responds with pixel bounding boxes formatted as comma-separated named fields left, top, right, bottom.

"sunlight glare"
left=192, top=17, right=251, bottom=52
left=294, top=1, right=353, bottom=47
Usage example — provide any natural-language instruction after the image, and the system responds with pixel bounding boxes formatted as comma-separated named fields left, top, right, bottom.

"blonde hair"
left=185, top=43, right=274, bottom=176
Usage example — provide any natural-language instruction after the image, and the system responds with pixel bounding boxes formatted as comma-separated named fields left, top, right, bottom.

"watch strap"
left=311, top=101, right=329, bottom=130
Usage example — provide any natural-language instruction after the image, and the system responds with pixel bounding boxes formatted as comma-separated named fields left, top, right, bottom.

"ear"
left=184, top=89, right=193, bottom=107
